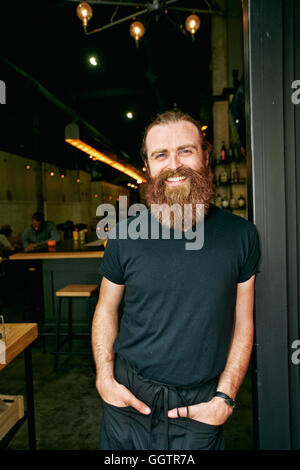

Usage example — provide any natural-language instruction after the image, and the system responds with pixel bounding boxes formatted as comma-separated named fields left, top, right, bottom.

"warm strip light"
left=65, top=138, right=146, bottom=183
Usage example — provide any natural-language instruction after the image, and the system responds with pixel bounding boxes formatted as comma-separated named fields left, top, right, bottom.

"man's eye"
left=156, top=153, right=166, bottom=159
left=180, top=149, right=192, bottom=154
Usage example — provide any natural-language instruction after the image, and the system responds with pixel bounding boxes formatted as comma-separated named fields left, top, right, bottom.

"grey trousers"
left=100, top=355, right=224, bottom=451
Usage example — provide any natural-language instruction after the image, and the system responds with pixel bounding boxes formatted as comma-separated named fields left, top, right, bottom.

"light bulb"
left=129, top=21, right=145, bottom=41
left=76, top=2, right=93, bottom=27
left=185, top=14, right=200, bottom=35
left=89, top=56, right=98, bottom=66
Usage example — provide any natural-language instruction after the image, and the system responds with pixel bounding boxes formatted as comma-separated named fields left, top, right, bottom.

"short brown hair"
left=140, top=110, right=212, bottom=162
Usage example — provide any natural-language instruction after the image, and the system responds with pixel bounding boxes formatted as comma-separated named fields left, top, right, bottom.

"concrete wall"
left=0, top=150, right=130, bottom=240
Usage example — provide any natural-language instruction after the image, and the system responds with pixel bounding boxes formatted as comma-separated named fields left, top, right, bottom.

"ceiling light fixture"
left=65, top=122, right=146, bottom=183
left=88, top=56, right=98, bottom=66
left=185, top=14, right=200, bottom=38
left=129, top=21, right=145, bottom=46
left=76, top=2, right=93, bottom=27
left=73, top=1, right=224, bottom=45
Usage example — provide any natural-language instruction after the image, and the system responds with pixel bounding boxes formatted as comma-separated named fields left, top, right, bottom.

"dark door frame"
left=243, top=0, right=300, bottom=450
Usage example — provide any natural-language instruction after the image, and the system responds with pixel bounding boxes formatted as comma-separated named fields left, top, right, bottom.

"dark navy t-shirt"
left=100, top=204, right=260, bottom=387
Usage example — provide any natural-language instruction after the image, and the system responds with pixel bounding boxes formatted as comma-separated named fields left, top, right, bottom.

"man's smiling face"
left=145, top=120, right=206, bottom=183
left=144, top=119, right=214, bottom=228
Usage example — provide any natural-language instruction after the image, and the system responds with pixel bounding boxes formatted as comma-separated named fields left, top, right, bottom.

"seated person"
left=0, top=228, right=14, bottom=257
left=22, top=212, right=60, bottom=251
left=0, top=224, right=23, bottom=252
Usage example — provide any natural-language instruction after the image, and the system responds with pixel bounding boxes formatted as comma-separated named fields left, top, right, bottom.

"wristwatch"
left=214, top=391, right=236, bottom=408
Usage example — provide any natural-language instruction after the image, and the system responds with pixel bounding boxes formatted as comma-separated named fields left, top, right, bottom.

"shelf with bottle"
left=214, top=193, right=247, bottom=212
left=215, top=178, right=246, bottom=187
left=213, top=158, right=246, bottom=167
left=210, top=142, right=247, bottom=168
left=213, top=169, right=246, bottom=187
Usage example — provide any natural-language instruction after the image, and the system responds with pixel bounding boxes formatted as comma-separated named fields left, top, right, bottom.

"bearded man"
left=92, top=110, right=261, bottom=450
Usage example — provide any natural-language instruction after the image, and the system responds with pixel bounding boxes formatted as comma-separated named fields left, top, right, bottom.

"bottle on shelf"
left=237, top=194, right=246, bottom=209
left=240, top=146, right=247, bottom=163
left=233, top=143, right=240, bottom=163
left=221, top=195, right=230, bottom=209
left=221, top=142, right=227, bottom=163
left=215, top=193, right=222, bottom=207
left=231, top=164, right=240, bottom=183
left=230, top=194, right=237, bottom=210
left=219, top=167, right=229, bottom=184
left=228, top=143, right=234, bottom=163
left=72, top=227, right=79, bottom=241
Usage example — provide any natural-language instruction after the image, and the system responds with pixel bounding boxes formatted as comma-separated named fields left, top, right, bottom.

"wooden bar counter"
left=9, top=238, right=105, bottom=260
left=9, top=239, right=105, bottom=333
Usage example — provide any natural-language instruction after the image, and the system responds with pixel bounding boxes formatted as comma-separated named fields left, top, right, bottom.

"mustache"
left=148, top=166, right=195, bottom=183
left=148, top=167, right=197, bottom=196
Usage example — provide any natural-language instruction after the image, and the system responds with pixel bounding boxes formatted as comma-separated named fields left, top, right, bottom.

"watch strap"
left=214, top=391, right=236, bottom=408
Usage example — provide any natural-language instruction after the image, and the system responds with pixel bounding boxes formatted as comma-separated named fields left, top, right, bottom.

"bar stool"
left=53, top=284, right=98, bottom=372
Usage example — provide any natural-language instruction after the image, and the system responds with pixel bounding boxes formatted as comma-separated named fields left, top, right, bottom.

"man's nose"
left=167, top=153, right=184, bottom=171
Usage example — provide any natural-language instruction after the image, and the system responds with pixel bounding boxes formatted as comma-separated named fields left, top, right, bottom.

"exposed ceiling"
left=0, top=0, right=214, bottom=185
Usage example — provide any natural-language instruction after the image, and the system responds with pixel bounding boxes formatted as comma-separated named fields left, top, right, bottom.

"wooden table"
left=0, top=323, right=38, bottom=449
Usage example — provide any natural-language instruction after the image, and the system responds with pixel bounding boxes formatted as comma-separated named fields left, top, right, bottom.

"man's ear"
left=203, top=149, right=210, bottom=168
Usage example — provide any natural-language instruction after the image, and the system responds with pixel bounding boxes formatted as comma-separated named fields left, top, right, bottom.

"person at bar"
left=0, top=224, right=14, bottom=257
left=92, top=110, right=260, bottom=450
left=22, top=212, right=60, bottom=251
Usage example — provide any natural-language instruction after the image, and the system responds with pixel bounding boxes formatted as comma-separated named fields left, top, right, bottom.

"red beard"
left=145, top=165, right=215, bottom=230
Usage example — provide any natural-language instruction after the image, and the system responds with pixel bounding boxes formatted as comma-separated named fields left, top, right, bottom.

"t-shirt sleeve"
left=99, top=234, right=125, bottom=285
left=48, top=222, right=60, bottom=243
left=238, top=224, right=261, bottom=283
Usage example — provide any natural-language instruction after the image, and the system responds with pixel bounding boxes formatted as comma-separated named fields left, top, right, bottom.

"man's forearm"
left=216, top=321, right=254, bottom=400
left=216, top=276, right=255, bottom=400
left=91, top=303, right=119, bottom=383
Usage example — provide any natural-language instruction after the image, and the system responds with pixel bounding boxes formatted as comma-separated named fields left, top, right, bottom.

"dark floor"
left=0, top=333, right=254, bottom=451
left=0, top=262, right=255, bottom=450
